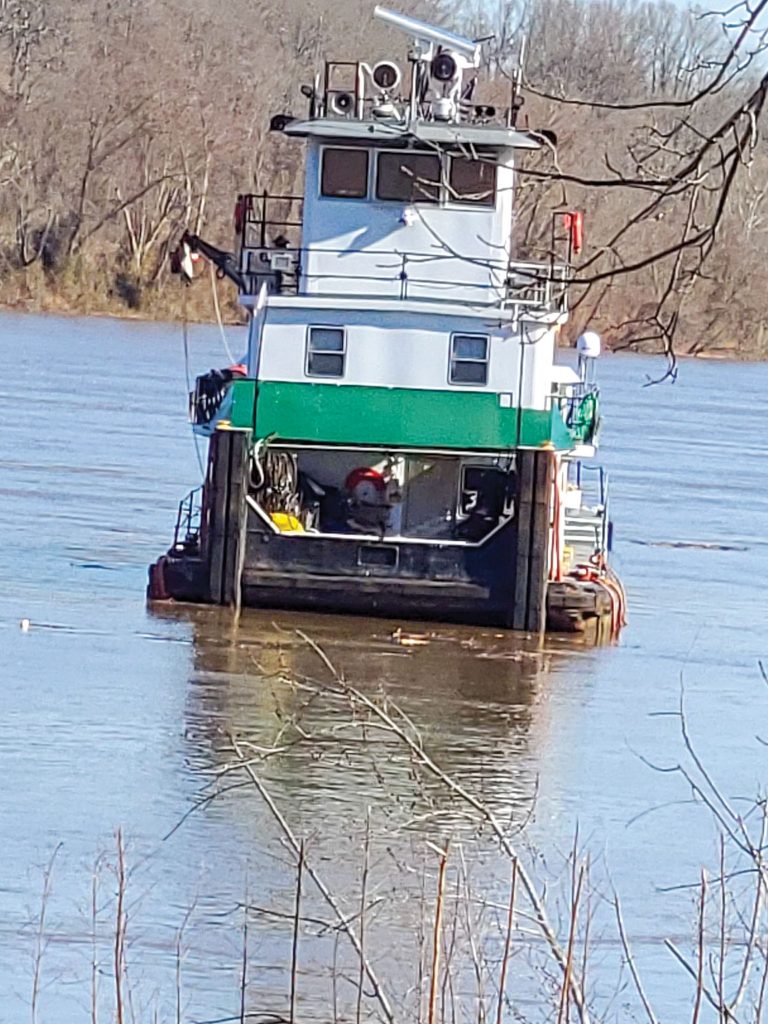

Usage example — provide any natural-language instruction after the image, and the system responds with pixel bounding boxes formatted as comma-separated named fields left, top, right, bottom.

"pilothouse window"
left=376, top=151, right=440, bottom=203
left=321, top=148, right=369, bottom=199
left=307, top=327, right=346, bottom=377
left=448, top=157, right=497, bottom=207
left=449, top=334, right=489, bottom=385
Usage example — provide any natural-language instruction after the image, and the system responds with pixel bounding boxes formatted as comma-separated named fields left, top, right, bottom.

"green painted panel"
left=248, top=380, right=576, bottom=451
left=549, top=405, right=578, bottom=450
left=230, top=379, right=257, bottom=429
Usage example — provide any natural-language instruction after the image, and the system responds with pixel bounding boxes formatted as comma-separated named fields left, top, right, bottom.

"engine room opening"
left=249, top=445, right=517, bottom=544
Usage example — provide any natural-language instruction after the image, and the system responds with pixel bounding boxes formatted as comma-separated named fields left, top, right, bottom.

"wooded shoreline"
left=0, top=291, right=757, bottom=362
left=2, top=0, right=765, bottom=361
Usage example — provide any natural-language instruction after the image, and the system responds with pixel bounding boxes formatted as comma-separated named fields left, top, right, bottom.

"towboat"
left=149, top=6, right=625, bottom=638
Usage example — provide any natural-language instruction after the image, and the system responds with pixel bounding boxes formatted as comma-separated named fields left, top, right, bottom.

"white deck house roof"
left=281, top=117, right=541, bottom=150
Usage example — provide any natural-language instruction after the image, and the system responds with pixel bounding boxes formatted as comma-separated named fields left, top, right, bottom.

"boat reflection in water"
left=158, top=604, right=581, bottom=824
left=150, top=603, right=597, bottom=1024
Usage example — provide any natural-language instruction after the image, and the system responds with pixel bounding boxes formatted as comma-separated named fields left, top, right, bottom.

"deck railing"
left=551, top=383, right=600, bottom=445
left=571, top=463, right=610, bottom=555
left=240, top=246, right=570, bottom=308
left=237, top=191, right=304, bottom=251
left=173, top=487, right=203, bottom=550
left=235, top=191, right=571, bottom=311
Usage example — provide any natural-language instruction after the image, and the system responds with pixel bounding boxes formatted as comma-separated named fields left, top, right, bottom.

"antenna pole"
left=509, top=36, right=526, bottom=127
left=515, top=37, right=526, bottom=98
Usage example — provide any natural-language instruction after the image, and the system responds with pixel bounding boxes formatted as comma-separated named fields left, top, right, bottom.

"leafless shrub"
left=23, top=636, right=768, bottom=1023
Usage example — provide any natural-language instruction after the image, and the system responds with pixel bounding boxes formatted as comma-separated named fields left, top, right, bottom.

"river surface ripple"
left=2, top=311, right=768, bottom=1023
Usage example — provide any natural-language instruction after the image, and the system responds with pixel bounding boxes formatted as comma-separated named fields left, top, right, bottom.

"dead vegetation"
left=24, top=637, right=768, bottom=1023
left=0, top=0, right=766, bottom=359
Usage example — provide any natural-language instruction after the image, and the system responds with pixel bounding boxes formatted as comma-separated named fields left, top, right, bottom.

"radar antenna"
left=373, top=6, right=481, bottom=64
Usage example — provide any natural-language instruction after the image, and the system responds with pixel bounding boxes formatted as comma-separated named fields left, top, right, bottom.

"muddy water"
left=2, top=310, right=768, bottom=1022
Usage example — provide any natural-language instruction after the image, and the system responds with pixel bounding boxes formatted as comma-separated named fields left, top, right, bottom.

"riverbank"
left=0, top=286, right=757, bottom=363
left=0, top=263, right=243, bottom=327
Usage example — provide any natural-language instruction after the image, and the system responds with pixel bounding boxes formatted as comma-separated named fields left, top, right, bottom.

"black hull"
left=152, top=547, right=616, bottom=635
left=156, top=525, right=519, bottom=627
left=149, top=430, right=618, bottom=636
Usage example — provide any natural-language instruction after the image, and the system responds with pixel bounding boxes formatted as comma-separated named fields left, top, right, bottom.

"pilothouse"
left=152, top=7, right=626, bottom=638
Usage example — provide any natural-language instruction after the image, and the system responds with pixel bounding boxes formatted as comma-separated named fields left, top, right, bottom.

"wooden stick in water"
left=356, top=812, right=371, bottom=1024
left=290, top=842, right=304, bottom=1024
left=496, top=858, right=518, bottom=1024
left=428, top=846, right=449, bottom=1024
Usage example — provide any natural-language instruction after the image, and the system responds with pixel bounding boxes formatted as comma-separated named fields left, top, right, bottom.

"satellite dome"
left=576, top=331, right=601, bottom=359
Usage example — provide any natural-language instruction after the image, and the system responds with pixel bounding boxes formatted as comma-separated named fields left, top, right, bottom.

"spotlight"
left=371, top=61, right=401, bottom=90
left=430, top=51, right=458, bottom=83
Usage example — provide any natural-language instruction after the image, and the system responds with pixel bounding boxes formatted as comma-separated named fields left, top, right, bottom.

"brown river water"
left=2, top=310, right=768, bottom=1022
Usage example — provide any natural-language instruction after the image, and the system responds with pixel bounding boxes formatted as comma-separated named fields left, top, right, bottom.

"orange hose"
left=549, top=453, right=564, bottom=582
left=572, top=559, right=627, bottom=639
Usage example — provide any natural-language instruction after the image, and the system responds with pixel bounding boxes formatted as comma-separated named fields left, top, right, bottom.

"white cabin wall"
left=518, top=321, right=557, bottom=410
left=496, top=158, right=514, bottom=256
left=257, top=305, right=523, bottom=395
left=300, top=141, right=513, bottom=305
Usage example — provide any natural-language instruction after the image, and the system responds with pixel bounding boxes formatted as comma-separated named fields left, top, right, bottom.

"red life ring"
left=345, top=467, right=386, bottom=492
left=345, top=467, right=387, bottom=505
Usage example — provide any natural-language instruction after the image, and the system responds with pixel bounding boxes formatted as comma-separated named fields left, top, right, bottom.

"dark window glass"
left=451, top=361, right=487, bottom=384
left=309, top=327, right=344, bottom=351
left=321, top=148, right=369, bottom=199
left=453, top=335, right=488, bottom=360
left=376, top=151, right=440, bottom=203
left=449, top=334, right=489, bottom=385
left=307, top=327, right=345, bottom=377
left=448, top=157, right=496, bottom=206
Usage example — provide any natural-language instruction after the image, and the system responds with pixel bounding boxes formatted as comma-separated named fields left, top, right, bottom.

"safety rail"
left=576, top=462, right=607, bottom=505
left=506, top=260, right=571, bottom=309
left=173, top=487, right=202, bottom=550
left=237, top=238, right=570, bottom=311
left=234, top=189, right=572, bottom=310
left=317, top=60, right=519, bottom=127
left=552, top=383, right=600, bottom=445
left=237, top=191, right=304, bottom=251
left=571, top=463, right=610, bottom=555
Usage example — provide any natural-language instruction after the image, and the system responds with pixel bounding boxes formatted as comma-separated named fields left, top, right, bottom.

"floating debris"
left=630, top=539, right=748, bottom=552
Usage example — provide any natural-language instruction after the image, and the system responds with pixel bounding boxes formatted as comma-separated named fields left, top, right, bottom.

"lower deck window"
left=307, top=326, right=345, bottom=377
left=449, top=334, right=489, bottom=385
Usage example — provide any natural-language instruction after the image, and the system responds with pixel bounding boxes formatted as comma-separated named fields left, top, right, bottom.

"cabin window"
left=376, top=151, right=440, bottom=203
left=321, top=148, right=369, bottom=199
left=307, top=326, right=346, bottom=377
left=448, top=157, right=497, bottom=207
left=449, top=334, right=489, bottom=385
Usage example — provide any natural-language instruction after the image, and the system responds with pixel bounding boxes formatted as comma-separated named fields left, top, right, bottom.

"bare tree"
left=0, top=0, right=765, bottom=358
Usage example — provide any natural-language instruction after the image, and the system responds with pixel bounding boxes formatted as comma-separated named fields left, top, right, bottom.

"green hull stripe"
left=235, top=380, right=574, bottom=450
